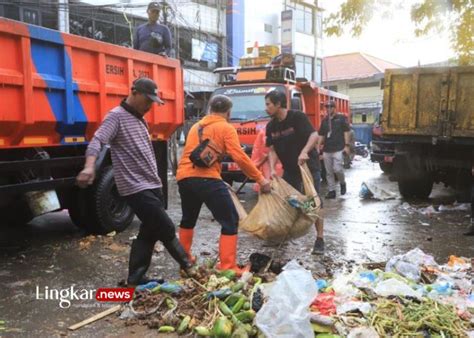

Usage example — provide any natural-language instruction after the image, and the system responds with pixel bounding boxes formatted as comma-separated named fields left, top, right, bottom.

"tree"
left=324, top=0, right=473, bottom=65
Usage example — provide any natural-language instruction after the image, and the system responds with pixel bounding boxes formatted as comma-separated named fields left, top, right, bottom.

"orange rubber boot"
left=216, top=234, right=249, bottom=276
left=178, top=227, right=196, bottom=264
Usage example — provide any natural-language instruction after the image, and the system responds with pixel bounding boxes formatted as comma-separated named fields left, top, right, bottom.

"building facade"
left=322, top=52, right=401, bottom=124
left=226, top=0, right=323, bottom=85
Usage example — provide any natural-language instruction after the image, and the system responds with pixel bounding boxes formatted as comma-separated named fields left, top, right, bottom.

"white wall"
left=244, top=0, right=282, bottom=55
left=348, top=86, right=383, bottom=104
left=326, top=81, right=383, bottom=105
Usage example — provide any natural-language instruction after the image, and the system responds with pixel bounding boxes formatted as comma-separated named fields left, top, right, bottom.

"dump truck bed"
left=381, top=66, right=474, bottom=141
left=0, top=18, right=184, bottom=149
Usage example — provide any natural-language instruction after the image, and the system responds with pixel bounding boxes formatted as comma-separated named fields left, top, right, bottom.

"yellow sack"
left=227, top=184, right=248, bottom=221
left=236, top=164, right=321, bottom=241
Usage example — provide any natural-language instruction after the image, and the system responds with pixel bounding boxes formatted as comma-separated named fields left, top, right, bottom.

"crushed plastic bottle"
left=315, top=279, right=328, bottom=290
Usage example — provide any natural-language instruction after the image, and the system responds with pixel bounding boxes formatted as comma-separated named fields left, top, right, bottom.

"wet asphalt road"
left=0, top=157, right=472, bottom=337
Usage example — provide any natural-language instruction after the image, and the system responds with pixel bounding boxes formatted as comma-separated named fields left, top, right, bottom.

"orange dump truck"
left=0, top=18, right=184, bottom=233
left=212, top=65, right=350, bottom=184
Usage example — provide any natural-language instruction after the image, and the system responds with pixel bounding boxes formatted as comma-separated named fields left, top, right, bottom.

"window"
left=178, top=28, right=222, bottom=69
left=214, top=85, right=286, bottom=120
left=293, top=3, right=313, bottom=35
left=291, top=92, right=302, bottom=110
left=295, top=54, right=313, bottom=81
left=22, top=8, right=40, bottom=25
left=327, top=85, right=338, bottom=92
left=316, top=13, right=322, bottom=38
left=115, top=25, right=133, bottom=48
left=3, top=5, right=20, bottom=21
left=264, top=23, right=272, bottom=33
left=94, top=20, right=114, bottom=42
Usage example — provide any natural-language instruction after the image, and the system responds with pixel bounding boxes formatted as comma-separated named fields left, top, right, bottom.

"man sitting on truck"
left=318, top=100, right=351, bottom=199
left=76, top=77, right=193, bottom=286
left=133, top=2, right=172, bottom=56
left=264, top=90, right=325, bottom=254
left=176, top=95, right=271, bottom=275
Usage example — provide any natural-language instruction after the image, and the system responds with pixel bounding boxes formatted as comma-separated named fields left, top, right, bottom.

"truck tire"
left=379, top=162, right=393, bottom=174
left=1, top=200, right=34, bottom=227
left=69, top=166, right=134, bottom=234
left=398, top=178, right=433, bottom=199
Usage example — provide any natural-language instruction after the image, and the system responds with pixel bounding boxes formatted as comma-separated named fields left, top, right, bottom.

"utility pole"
left=58, top=0, right=69, bottom=33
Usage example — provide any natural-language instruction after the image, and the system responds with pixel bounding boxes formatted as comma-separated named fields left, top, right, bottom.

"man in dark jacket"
left=134, top=2, right=172, bottom=56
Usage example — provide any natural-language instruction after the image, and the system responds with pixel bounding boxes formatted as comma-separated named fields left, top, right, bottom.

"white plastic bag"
left=386, top=248, right=438, bottom=281
left=374, top=278, right=422, bottom=299
left=347, top=327, right=380, bottom=338
left=359, top=181, right=397, bottom=200
left=336, top=301, right=372, bottom=315
left=256, top=260, right=318, bottom=338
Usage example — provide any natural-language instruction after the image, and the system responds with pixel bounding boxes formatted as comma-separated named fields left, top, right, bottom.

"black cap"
left=324, top=100, right=336, bottom=108
left=148, top=2, right=160, bottom=11
left=132, top=77, right=164, bottom=105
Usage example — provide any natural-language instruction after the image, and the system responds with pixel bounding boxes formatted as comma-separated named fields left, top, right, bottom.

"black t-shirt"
left=319, top=113, right=350, bottom=152
left=266, top=110, right=319, bottom=176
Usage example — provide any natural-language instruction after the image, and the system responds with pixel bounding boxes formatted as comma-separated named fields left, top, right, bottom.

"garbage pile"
left=119, top=258, right=277, bottom=336
left=308, top=248, right=473, bottom=337
left=119, top=249, right=473, bottom=337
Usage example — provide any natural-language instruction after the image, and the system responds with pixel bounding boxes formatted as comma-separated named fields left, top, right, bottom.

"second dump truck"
left=381, top=66, right=474, bottom=199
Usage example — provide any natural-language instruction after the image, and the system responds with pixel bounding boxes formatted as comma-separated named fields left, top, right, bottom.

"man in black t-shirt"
left=265, top=90, right=325, bottom=254
left=318, top=101, right=351, bottom=199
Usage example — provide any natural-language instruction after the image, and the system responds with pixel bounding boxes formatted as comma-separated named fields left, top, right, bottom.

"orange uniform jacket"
left=176, top=115, right=265, bottom=184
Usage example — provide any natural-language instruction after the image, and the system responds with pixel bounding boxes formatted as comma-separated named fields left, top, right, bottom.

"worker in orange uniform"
left=176, top=95, right=271, bottom=275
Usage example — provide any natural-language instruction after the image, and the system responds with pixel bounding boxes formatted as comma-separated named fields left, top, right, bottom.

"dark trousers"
left=124, top=188, right=176, bottom=244
left=178, top=178, right=239, bottom=235
left=283, top=168, right=322, bottom=195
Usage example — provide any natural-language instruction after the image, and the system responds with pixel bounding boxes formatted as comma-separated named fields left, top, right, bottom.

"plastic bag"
left=347, top=327, right=379, bottom=338
left=386, top=248, right=438, bottom=281
left=310, top=291, right=336, bottom=315
left=331, top=273, right=360, bottom=299
left=256, top=260, right=318, bottom=338
left=336, top=301, right=372, bottom=315
left=374, top=278, right=422, bottom=299
left=359, top=181, right=397, bottom=200
left=227, top=184, right=248, bottom=221
left=238, top=164, right=321, bottom=241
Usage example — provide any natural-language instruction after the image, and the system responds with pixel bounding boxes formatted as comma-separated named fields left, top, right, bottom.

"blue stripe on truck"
left=27, top=24, right=88, bottom=140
